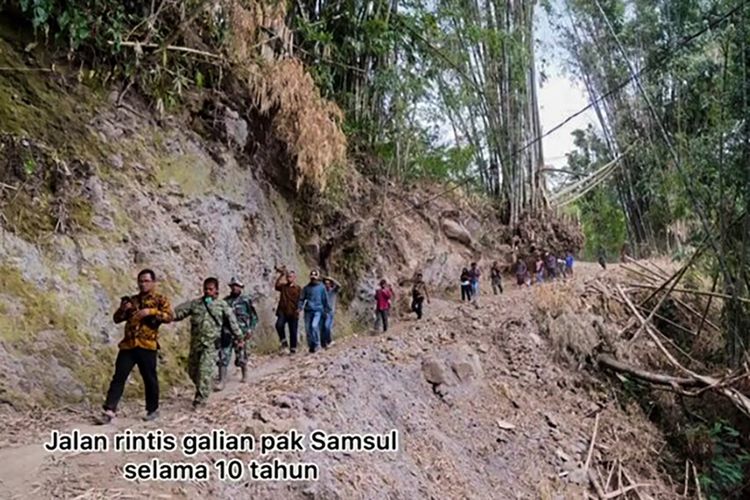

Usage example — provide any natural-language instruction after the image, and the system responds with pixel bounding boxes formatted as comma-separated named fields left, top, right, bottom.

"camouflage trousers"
left=218, top=333, right=252, bottom=368
left=188, top=347, right=216, bottom=405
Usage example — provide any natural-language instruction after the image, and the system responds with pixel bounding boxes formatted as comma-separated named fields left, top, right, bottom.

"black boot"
left=214, top=366, right=227, bottom=392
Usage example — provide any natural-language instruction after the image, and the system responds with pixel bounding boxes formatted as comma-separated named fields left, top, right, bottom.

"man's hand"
left=120, top=299, right=135, bottom=312
left=132, top=308, right=154, bottom=321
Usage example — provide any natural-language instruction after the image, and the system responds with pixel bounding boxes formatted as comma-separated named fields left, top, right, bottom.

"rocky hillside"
left=0, top=21, right=581, bottom=409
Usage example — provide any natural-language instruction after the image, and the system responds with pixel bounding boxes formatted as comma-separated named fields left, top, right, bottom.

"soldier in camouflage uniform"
left=173, top=277, right=242, bottom=408
left=216, top=276, right=258, bottom=388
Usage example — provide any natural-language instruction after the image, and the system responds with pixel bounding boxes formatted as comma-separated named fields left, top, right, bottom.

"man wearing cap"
left=216, top=277, right=258, bottom=388
left=274, top=266, right=302, bottom=353
left=321, top=276, right=342, bottom=349
left=298, top=270, right=331, bottom=353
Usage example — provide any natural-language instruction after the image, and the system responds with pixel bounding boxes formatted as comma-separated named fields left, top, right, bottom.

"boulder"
left=224, top=107, right=249, bottom=149
left=422, top=358, right=449, bottom=385
left=441, top=218, right=472, bottom=246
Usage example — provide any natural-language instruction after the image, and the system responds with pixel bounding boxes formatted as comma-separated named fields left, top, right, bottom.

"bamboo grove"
left=551, top=0, right=750, bottom=366
left=290, top=0, right=547, bottom=224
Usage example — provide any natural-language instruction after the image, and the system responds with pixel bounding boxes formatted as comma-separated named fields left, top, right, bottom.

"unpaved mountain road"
left=0, top=263, right=675, bottom=499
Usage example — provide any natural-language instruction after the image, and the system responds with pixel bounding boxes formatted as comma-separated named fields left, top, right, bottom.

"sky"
left=534, top=2, right=597, bottom=169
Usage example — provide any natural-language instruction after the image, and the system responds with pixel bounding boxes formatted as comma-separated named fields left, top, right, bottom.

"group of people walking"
left=514, top=250, right=575, bottom=286
left=98, top=266, right=342, bottom=424
left=98, top=250, right=577, bottom=424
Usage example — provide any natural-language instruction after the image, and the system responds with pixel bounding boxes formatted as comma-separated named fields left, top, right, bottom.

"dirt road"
left=0, top=263, right=674, bottom=499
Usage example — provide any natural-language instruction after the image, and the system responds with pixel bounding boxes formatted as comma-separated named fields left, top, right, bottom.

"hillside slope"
left=0, top=264, right=675, bottom=499
left=0, top=24, right=561, bottom=409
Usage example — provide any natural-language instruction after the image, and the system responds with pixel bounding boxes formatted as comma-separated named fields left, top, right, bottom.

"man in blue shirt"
left=565, top=252, right=574, bottom=277
left=298, top=270, right=331, bottom=353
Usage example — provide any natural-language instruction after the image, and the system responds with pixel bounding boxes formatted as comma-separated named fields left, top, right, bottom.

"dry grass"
left=533, top=282, right=616, bottom=366
left=248, top=59, right=346, bottom=191
left=223, top=0, right=347, bottom=193
left=532, top=282, right=579, bottom=319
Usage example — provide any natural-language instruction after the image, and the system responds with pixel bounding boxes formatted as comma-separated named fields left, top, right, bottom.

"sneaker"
left=95, top=409, right=116, bottom=425
left=280, top=339, right=289, bottom=349
left=142, top=411, right=159, bottom=422
left=328, top=340, right=335, bottom=347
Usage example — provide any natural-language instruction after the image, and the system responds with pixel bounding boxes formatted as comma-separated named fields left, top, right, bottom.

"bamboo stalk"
left=633, top=304, right=696, bottom=336
left=627, top=283, right=750, bottom=304
left=111, top=40, right=223, bottom=59
left=617, top=285, right=750, bottom=416
left=622, top=265, right=661, bottom=284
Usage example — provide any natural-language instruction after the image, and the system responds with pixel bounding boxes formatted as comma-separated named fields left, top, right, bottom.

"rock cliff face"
left=0, top=94, right=307, bottom=406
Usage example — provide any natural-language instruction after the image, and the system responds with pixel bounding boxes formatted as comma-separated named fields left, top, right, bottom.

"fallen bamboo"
left=588, top=468, right=607, bottom=500
left=621, top=467, right=647, bottom=500
left=627, top=283, right=750, bottom=304
left=622, top=265, right=661, bottom=284
left=624, top=255, right=668, bottom=280
left=585, top=413, right=600, bottom=472
left=597, top=355, right=702, bottom=388
left=696, top=272, right=719, bottom=338
left=617, top=285, right=750, bottom=417
left=672, top=297, right=722, bottom=332
left=641, top=260, right=671, bottom=280
left=691, top=462, right=703, bottom=500
left=110, top=40, right=223, bottom=59
left=633, top=304, right=696, bottom=336
left=629, top=245, right=705, bottom=344
left=603, top=483, right=653, bottom=499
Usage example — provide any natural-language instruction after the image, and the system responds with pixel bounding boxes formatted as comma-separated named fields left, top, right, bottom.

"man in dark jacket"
left=411, top=272, right=430, bottom=320
left=275, top=266, right=302, bottom=354
left=597, top=247, right=607, bottom=270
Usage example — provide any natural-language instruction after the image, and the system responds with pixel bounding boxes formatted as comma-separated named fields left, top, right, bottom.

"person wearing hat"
left=321, top=276, right=342, bottom=349
left=216, top=276, right=258, bottom=387
left=297, top=269, right=331, bottom=353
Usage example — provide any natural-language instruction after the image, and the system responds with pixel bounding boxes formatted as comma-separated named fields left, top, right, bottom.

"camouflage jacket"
left=173, top=297, right=242, bottom=351
left=223, top=293, right=258, bottom=335
left=114, top=291, right=173, bottom=351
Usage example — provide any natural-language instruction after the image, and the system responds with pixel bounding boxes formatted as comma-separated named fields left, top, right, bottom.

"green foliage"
left=565, top=126, right=627, bottom=260
left=695, top=420, right=750, bottom=500
left=9, top=0, right=225, bottom=112
left=291, top=0, right=541, bottom=215
left=579, top=188, right=627, bottom=261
